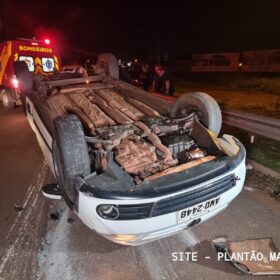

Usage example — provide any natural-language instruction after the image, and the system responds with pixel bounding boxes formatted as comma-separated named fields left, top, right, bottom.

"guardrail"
left=222, top=110, right=280, bottom=142
left=152, top=93, right=280, bottom=142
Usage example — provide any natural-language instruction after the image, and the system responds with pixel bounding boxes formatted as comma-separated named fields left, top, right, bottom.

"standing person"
left=152, top=64, right=175, bottom=96
left=139, top=64, right=153, bottom=91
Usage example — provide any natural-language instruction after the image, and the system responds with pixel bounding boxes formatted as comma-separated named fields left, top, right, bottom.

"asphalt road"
left=0, top=107, right=279, bottom=280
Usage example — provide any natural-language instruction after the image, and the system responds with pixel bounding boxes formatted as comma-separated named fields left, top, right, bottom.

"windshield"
left=19, top=56, right=34, bottom=72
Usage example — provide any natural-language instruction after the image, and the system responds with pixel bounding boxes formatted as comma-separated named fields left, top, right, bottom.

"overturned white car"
left=21, top=54, right=246, bottom=245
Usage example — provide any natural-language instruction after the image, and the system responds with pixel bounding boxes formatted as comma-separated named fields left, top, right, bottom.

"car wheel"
left=170, top=92, right=222, bottom=136
left=1, top=89, right=16, bottom=110
left=97, top=53, right=119, bottom=79
left=53, top=114, right=91, bottom=207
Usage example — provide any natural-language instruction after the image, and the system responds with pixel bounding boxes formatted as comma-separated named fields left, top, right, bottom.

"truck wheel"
left=97, top=53, right=119, bottom=79
left=170, top=92, right=222, bottom=136
left=1, top=89, right=16, bottom=110
left=53, top=114, right=91, bottom=207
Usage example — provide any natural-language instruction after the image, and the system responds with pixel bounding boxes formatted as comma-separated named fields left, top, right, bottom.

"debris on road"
left=245, top=169, right=280, bottom=197
left=247, top=160, right=280, bottom=179
left=49, top=212, right=61, bottom=221
left=213, top=238, right=280, bottom=275
left=244, top=187, right=254, bottom=192
left=67, top=218, right=75, bottom=224
left=13, top=204, right=24, bottom=212
left=246, top=163, right=253, bottom=170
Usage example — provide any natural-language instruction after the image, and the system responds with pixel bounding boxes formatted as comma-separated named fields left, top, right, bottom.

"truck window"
left=42, top=58, right=55, bottom=72
left=19, top=56, right=34, bottom=72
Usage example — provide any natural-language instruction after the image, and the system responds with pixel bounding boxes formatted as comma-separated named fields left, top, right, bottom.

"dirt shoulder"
left=245, top=169, right=280, bottom=197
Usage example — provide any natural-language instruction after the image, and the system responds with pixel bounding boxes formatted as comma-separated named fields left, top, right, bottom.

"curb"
left=247, top=159, right=280, bottom=179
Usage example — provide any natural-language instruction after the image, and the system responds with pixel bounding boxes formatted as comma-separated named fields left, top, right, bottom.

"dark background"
left=1, top=0, right=280, bottom=63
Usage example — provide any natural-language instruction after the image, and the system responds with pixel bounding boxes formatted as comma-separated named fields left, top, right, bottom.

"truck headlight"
left=97, top=205, right=119, bottom=220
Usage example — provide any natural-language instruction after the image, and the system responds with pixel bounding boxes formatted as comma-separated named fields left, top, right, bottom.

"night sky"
left=1, top=0, right=280, bottom=62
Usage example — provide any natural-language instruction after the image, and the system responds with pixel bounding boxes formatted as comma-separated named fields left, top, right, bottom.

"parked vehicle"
left=22, top=53, right=246, bottom=245
left=61, top=65, right=88, bottom=77
left=0, top=38, right=61, bottom=109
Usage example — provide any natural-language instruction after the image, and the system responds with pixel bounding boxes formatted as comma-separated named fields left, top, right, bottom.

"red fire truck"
left=0, top=38, right=61, bottom=109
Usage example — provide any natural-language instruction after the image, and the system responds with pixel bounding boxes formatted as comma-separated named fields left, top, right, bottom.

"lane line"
left=0, top=161, right=48, bottom=276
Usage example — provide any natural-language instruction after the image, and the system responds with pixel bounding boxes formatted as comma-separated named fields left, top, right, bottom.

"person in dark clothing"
left=139, top=64, right=153, bottom=91
left=119, top=67, right=133, bottom=84
left=152, top=64, right=175, bottom=96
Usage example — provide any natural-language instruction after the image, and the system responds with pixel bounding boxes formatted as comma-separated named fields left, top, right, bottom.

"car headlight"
left=97, top=205, right=119, bottom=220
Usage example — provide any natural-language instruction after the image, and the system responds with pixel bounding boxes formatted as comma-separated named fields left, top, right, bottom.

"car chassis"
left=23, top=54, right=246, bottom=245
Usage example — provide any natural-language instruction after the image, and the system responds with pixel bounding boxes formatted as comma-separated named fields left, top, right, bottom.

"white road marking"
left=0, top=161, right=48, bottom=277
left=6, top=183, right=36, bottom=239
left=37, top=207, right=74, bottom=280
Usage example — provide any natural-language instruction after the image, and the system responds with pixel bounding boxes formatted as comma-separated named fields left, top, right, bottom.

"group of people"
left=139, top=64, right=175, bottom=96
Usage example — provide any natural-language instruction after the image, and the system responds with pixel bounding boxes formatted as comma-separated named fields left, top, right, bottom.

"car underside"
left=49, top=86, right=214, bottom=182
left=22, top=54, right=246, bottom=245
left=26, top=75, right=242, bottom=197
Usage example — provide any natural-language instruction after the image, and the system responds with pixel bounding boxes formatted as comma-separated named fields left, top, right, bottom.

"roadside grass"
left=221, top=125, right=280, bottom=173
left=224, top=76, right=280, bottom=94
left=175, top=74, right=280, bottom=118
left=174, top=72, right=280, bottom=94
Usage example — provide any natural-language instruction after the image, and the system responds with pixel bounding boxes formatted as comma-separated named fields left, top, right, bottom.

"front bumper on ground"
left=77, top=145, right=246, bottom=246
left=103, top=203, right=229, bottom=246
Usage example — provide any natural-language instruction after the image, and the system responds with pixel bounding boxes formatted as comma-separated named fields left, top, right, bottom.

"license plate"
left=177, top=196, right=221, bottom=223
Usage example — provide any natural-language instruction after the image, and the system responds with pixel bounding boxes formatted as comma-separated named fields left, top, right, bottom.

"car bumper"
left=76, top=149, right=246, bottom=245
left=102, top=203, right=229, bottom=246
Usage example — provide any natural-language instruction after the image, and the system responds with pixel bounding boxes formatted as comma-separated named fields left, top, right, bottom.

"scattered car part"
left=42, top=183, right=62, bottom=200
left=213, top=238, right=280, bottom=275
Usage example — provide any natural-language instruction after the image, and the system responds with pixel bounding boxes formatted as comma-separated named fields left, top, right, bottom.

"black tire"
left=170, top=92, right=222, bottom=136
left=1, top=89, right=16, bottom=110
left=53, top=114, right=91, bottom=206
left=97, top=53, right=119, bottom=79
